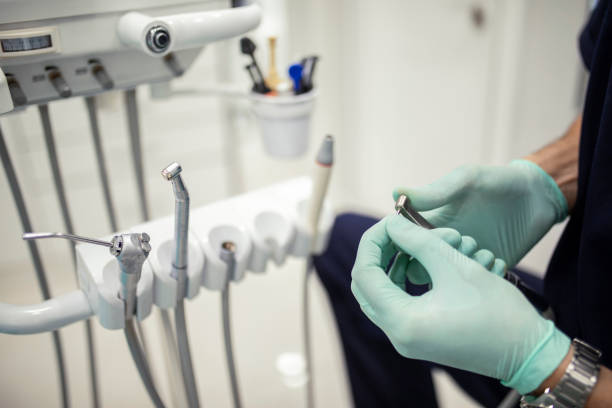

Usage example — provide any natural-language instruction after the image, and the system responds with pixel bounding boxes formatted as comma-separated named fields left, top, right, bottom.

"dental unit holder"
left=0, top=177, right=334, bottom=334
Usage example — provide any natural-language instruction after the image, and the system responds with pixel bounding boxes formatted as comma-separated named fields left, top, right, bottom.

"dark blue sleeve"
left=580, top=0, right=608, bottom=71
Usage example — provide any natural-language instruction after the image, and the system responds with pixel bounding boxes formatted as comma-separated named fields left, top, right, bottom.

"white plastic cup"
left=250, top=91, right=316, bottom=158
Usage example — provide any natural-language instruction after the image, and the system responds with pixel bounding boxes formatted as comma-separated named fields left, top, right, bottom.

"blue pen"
left=288, top=63, right=303, bottom=94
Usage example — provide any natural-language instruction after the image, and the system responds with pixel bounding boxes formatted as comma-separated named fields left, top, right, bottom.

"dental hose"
left=303, top=257, right=315, bottom=408
left=124, top=319, right=166, bottom=408
left=303, top=135, right=335, bottom=408
left=122, top=264, right=166, bottom=408
left=41, top=102, right=101, bottom=408
left=220, top=242, right=243, bottom=408
left=163, top=162, right=200, bottom=408
left=0, top=124, right=70, bottom=408
left=175, top=282, right=200, bottom=408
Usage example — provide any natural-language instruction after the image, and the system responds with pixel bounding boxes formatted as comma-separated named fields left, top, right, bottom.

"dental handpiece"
left=162, top=162, right=200, bottom=408
left=23, top=231, right=151, bottom=318
left=393, top=195, right=552, bottom=315
left=24, top=231, right=166, bottom=407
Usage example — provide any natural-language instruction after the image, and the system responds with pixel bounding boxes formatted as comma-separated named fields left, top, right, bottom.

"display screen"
left=1, top=35, right=52, bottom=53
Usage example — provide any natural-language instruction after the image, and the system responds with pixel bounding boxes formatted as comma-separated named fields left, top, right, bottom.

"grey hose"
left=303, top=257, right=315, bottom=408
left=222, top=283, right=242, bottom=408
left=124, top=88, right=150, bottom=221
left=85, top=96, right=118, bottom=231
left=175, top=296, right=200, bottom=408
left=0, top=122, right=70, bottom=408
left=39, top=104, right=100, bottom=408
left=124, top=318, right=166, bottom=408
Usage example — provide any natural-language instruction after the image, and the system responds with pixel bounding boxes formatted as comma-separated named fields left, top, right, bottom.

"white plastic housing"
left=74, top=177, right=334, bottom=330
left=76, top=239, right=154, bottom=330
left=249, top=210, right=295, bottom=272
left=134, top=215, right=204, bottom=309
left=250, top=91, right=317, bottom=158
left=196, top=222, right=252, bottom=290
left=117, top=3, right=262, bottom=57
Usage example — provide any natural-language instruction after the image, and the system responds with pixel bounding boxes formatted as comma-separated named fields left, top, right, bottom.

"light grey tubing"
left=222, top=283, right=242, bottom=408
left=123, top=89, right=154, bottom=366
left=85, top=96, right=118, bottom=231
left=124, top=318, right=167, bottom=408
left=303, top=257, right=315, bottom=408
left=0, top=123, right=70, bottom=408
left=39, top=104, right=100, bottom=408
left=175, top=296, right=201, bottom=408
left=497, top=390, right=521, bottom=408
left=124, top=89, right=150, bottom=221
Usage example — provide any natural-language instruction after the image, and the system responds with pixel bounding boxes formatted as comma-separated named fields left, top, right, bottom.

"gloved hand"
left=393, top=160, right=568, bottom=267
left=387, top=227, right=507, bottom=287
left=351, top=215, right=570, bottom=394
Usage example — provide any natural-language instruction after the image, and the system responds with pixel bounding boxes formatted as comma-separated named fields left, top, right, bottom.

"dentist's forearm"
left=524, top=115, right=581, bottom=212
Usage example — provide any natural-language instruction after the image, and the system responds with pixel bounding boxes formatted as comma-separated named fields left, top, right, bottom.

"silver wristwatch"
left=520, top=338, right=601, bottom=408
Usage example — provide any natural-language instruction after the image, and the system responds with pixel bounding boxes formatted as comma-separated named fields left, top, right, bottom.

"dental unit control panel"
left=0, top=0, right=261, bottom=112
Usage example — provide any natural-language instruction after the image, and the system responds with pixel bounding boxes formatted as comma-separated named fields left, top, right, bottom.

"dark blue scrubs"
left=313, top=3, right=611, bottom=407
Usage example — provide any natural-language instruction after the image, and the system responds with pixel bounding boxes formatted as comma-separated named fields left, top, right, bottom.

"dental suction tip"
left=161, top=162, right=182, bottom=180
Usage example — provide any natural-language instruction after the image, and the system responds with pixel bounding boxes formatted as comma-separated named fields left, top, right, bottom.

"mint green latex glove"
left=351, top=215, right=570, bottom=394
left=388, top=228, right=507, bottom=288
left=393, top=160, right=568, bottom=268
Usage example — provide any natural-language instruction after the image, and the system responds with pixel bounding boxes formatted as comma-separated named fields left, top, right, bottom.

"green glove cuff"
left=510, top=160, right=569, bottom=223
left=501, top=322, right=571, bottom=395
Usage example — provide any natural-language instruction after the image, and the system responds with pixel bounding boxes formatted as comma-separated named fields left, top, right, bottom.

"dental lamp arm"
left=0, top=290, right=93, bottom=335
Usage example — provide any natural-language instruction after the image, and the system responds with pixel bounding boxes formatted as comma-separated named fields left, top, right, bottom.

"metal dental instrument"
left=24, top=231, right=167, bottom=408
left=39, top=103, right=101, bottom=408
left=394, top=194, right=552, bottom=314
left=162, top=162, right=200, bottom=408
left=219, top=241, right=243, bottom=408
left=394, top=194, right=434, bottom=229
left=23, top=232, right=112, bottom=247
left=303, top=135, right=335, bottom=408
left=0, top=124, right=70, bottom=408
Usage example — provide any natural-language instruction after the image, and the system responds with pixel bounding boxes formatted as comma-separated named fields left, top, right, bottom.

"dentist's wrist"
left=532, top=345, right=574, bottom=396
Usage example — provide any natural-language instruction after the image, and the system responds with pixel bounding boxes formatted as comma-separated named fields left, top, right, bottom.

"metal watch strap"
left=520, top=338, right=601, bottom=408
